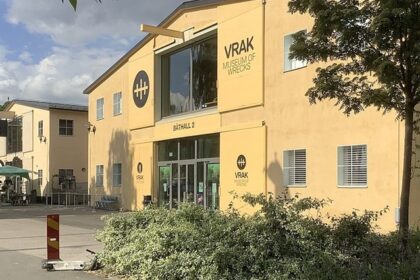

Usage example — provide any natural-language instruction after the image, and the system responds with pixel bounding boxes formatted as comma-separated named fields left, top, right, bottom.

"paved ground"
left=0, top=204, right=113, bottom=279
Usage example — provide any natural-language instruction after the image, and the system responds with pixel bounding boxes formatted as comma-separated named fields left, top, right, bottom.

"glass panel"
left=159, top=166, right=171, bottom=208
left=196, top=162, right=205, bottom=206
left=158, top=140, right=178, bottom=161
left=206, top=163, right=220, bottom=210
left=197, top=134, right=219, bottom=159
left=171, top=163, right=179, bottom=208
left=180, top=165, right=187, bottom=203
left=180, top=138, right=195, bottom=160
left=169, top=48, right=191, bottom=116
left=187, top=164, right=195, bottom=203
left=192, top=37, right=218, bottom=110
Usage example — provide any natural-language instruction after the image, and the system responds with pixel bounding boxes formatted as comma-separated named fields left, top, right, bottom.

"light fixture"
left=39, top=136, right=47, bottom=143
left=86, top=122, right=96, bottom=133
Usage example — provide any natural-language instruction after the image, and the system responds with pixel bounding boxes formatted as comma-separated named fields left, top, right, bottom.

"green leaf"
left=68, top=0, right=77, bottom=11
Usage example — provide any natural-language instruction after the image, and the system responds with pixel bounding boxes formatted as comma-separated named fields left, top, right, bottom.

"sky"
left=0, top=0, right=185, bottom=105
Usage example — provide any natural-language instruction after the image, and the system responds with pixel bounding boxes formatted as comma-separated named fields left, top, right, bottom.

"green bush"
left=96, top=194, right=420, bottom=279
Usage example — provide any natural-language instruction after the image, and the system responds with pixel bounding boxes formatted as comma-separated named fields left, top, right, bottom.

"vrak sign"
left=234, top=155, right=249, bottom=186
left=223, top=36, right=256, bottom=76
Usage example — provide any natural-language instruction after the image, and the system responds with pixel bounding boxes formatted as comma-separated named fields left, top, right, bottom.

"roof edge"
left=83, top=0, right=251, bottom=95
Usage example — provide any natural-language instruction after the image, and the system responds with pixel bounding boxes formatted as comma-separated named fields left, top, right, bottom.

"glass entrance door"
left=206, top=163, right=220, bottom=210
left=158, top=165, right=171, bottom=207
left=180, top=164, right=195, bottom=203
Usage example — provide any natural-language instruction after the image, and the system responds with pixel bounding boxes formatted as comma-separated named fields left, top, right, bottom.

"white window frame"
left=112, top=163, right=122, bottom=187
left=337, top=144, right=368, bottom=188
left=96, top=98, right=104, bottom=120
left=113, top=92, right=122, bottom=116
left=96, top=165, right=104, bottom=187
left=283, top=149, right=307, bottom=187
left=284, top=30, right=307, bottom=72
left=38, top=120, right=43, bottom=137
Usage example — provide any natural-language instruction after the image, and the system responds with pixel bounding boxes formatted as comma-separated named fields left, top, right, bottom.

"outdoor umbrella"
left=0, top=166, right=31, bottom=180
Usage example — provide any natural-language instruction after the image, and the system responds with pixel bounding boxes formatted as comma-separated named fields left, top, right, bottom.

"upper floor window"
left=113, top=92, right=122, bottom=116
left=161, top=36, right=217, bottom=117
left=7, top=117, right=22, bottom=154
left=283, top=149, right=307, bottom=187
left=59, top=119, right=73, bottom=136
left=96, top=98, right=104, bottom=120
left=38, top=120, right=43, bottom=137
left=284, top=31, right=307, bottom=71
left=338, top=145, right=367, bottom=187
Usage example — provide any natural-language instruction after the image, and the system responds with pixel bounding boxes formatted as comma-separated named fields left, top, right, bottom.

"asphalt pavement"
left=0, top=204, right=112, bottom=280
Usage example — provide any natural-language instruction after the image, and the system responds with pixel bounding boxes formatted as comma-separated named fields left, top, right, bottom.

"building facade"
left=85, top=0, right=420, bottom=232
left=0, top=100, right=89, bottom=198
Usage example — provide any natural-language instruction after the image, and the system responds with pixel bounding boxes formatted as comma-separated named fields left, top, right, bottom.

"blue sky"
left=0, top=0, right=184, bottom=105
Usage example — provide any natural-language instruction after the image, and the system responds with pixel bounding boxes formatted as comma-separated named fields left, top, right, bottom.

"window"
left=38, top=169, right=43, bottom=187
left=96, top=165, right=104, bottom=187
left=113, top=92, right=122, bottom=116
left=162, top=36, right=217, bottom=117
left=338, top=145, right=367, bottom=187
left=283, top=149, right=307, bottom=186
left=96, top=98, right=104, bottom=120
left=112, top=163, right=122, bottom=187
left=38, top=120, right=43, bottom=137
left=58, top=169, right=74, bottom=184
left=6, top=117, right=22, bottom=154
left=59, top=119, right=73, bottom=136
left=284, top=31, right=307, bottom=71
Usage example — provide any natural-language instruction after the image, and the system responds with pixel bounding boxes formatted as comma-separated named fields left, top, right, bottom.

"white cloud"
left=6, top=0, right=183, bottom=47
left=0, top=44, right=122, bottom=104
left=0, top=0, right=185, bottom=105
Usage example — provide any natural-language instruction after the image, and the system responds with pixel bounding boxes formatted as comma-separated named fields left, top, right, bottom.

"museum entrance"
left=157, top=134, right=220, bottom=209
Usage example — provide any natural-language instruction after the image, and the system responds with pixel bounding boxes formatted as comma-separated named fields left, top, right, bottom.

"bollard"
left=47, top=214, right=60, bottom=260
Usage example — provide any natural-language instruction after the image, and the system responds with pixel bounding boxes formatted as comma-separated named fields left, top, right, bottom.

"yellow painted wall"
left=0, top=103, right=88, bottom=197
left=49, top=109, right=88, bottom=189
left=86, top=0, right=418, bottom=232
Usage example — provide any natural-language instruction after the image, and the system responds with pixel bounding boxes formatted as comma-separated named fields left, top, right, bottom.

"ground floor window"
left=96, top=165, right=104, bottom=187
left=157, top=134, right=220, bottom=209
left=113, top=163, right=122, bottom=187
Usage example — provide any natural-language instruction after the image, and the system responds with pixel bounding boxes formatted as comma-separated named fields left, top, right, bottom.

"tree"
left=62, top=0, right=101, bottom=11
left=287, top=0, right=420, bottom=257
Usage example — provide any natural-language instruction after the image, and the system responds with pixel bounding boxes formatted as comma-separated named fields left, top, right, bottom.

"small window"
left=38, top=121, right=43, bottom=137
left=59, top=119, right=73, bottom=136
left=338, top=145, right=367, bottom=187
left=283, top=149, right=307, bottom=186
left=284, top=31, right=307, bottom=71
left=113, top=163, right=122, bottom=187
left=113, top=92, right=122, bottom=116
left=58, top=169, right=74, bottom=184
left=38, top=169, right=43, bottom=187
left=96, top=165, right=104, bottom=187
left=96, top=98, right=104, bottom=120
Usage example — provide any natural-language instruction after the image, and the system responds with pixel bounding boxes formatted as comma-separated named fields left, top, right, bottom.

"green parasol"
left=0, top=166, right=31, bottom=180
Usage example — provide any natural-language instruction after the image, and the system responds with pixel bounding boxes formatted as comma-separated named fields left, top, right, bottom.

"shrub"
left=96, top=194, right=420, bottom=279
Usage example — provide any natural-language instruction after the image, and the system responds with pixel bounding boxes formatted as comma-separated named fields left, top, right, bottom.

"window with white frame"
left=38, top=169, right=43, bottom=187
left=96, top=165, right=104, bottom=187
left=38, top=120, right=43, bottom=137
left=283, top=149, right=307, bottom=186
left=96, top=98, right=104, bottom=120
left=338, top=145, right=367, bottom=186
left=112, top=163, right=122, bottom=187
left=113, top=92, right=122, bottom=116
left=284, top=31, right=307, bottom=71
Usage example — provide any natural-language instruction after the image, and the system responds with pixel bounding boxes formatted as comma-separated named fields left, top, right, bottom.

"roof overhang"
left=83, top=0, right=252, bottom=95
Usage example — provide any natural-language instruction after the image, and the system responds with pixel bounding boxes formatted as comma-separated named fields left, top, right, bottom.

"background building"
left=0, top=100, right=88, bottom=199
left=84, top=0, right=420, bottom=232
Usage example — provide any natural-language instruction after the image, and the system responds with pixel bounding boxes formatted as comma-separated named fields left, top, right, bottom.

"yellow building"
left=0, top=100, right=89, bottom=200
left=84, top=0, right=420, bottom=232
